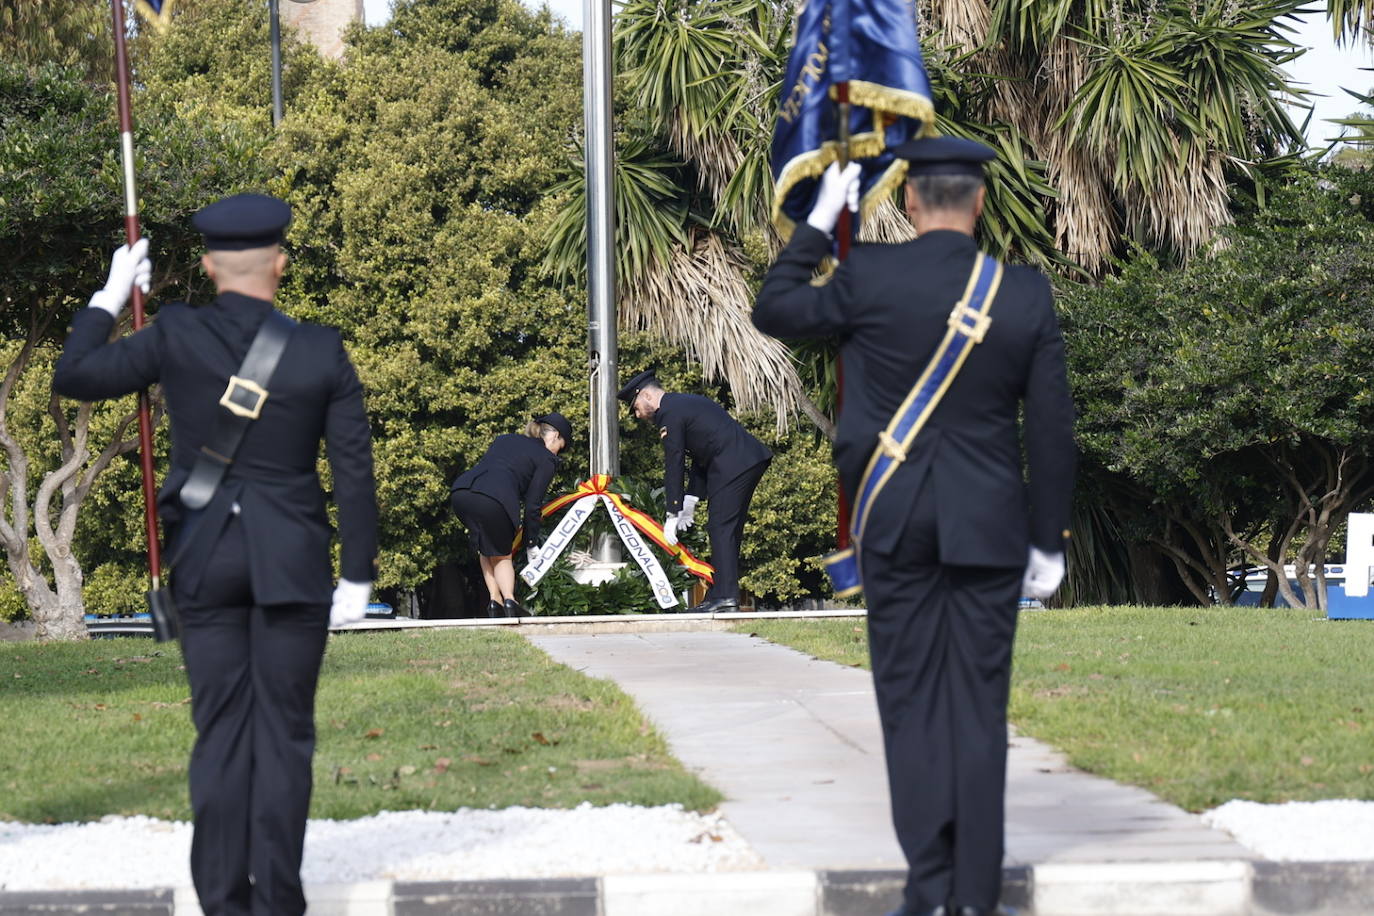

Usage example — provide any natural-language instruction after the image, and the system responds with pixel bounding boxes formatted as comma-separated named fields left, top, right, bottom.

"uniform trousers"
left=175, top=515, right=329, bottom=916
left=861, top=484, right=1022, bottom=913
left=703, top=458, right=770, bottom=600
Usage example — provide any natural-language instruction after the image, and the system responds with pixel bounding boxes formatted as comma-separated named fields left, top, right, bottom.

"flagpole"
left=834, top=79, right=852, bottom=548
left=108, top=0, right=165, bottom=595
left=835, top=80, right=852, bottom=260
left=584, top=0, right=620, bottom=564
left=269, top=0, right=284, bottom=127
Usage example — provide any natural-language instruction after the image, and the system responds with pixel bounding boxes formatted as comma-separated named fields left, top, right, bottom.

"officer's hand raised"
left=90, top=238, right=152, bottom=318
left=662, top=513, right=680, bottom=547
left=330, top=578, right=371, bottom=627
left=805, top=161, right=861, bottom=236
left=1021, top=547, right=1065, bottom=600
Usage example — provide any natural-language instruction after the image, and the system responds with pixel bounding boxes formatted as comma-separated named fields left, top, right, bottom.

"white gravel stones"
left=1201, top=799, right=1374, bottom=861
left=0, top=803, right=762, bottom=891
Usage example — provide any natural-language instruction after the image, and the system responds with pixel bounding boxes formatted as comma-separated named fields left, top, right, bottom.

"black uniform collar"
left=209, top=291, right=277, bottom=339
left=914, top=228, right=978, bottom=250
left=212, top=291, right=275, bottom=316
left=651, top=392, right=676, bottom=425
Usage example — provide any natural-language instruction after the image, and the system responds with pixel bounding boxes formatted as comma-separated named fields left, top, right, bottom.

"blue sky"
left=362, top=0, right=1372, bottom=147
left=1284, top=11, right=1374, bottom=146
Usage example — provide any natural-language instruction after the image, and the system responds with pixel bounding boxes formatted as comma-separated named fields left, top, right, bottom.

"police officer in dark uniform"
left=617, top=371, right=772, bottom=613
left=53, top=194, right=378, bottom=916
left=450, top=412, right=571, bottom=617
left=753, top=139, right=1076, bottom=916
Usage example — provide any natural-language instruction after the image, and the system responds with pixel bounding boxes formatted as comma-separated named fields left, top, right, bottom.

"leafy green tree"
left=0, top=0, right=114, bottom=81
left=1330, top=85, right=1374, bottom=167
left=259, top=0, right=588, bottom=589
left=3, top=0, right=867, bottom=625
left=1061, top=165, right=1374, bottom=608
left=0, top=58, right=272, bottom=637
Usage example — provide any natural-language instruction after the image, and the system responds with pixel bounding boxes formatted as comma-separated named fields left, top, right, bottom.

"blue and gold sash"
left=824, top=253, right=1004, bottom=597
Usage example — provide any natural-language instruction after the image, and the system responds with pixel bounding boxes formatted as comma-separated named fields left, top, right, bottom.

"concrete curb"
left=3, top=862, right=1372, bottom=915
left=331, top=608, right=868, bottom=635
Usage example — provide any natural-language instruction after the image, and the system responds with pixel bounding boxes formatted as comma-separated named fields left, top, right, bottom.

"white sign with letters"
left=519, top=494, right=679, bottom=609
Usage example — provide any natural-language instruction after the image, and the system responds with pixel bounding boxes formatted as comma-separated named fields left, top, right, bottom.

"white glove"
left=526, top=546, right=540, bottom=566
left=89, top=238, right=152, bottom=317
left=330, top=578, right=371, bottom=627
left=662, top=513, right=680, bottom=547
left=679, top=495, right=700, bottom=529
left=805, top=161, right=861, bottom=234
left=1022, top=547, right=1066, bottom=600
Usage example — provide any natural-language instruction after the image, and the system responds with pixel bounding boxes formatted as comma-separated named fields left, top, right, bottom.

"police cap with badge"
left=534, top=411, right=574, bottom=445
left=616, top=369, right=660, bottom=405
left=192, top=193, right=292, bottom=250
left=891, top=135, right=997, bottom=177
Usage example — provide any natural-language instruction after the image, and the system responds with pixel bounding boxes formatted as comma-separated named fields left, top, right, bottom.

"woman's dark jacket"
left=450, top=434, right=559, bottom=547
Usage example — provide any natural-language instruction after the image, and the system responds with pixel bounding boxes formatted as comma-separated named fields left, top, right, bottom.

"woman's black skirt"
left=450, top=489, right=516, bottom=557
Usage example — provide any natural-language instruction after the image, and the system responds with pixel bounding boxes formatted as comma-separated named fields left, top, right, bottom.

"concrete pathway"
left=528, top=630, right=1254, bottom=871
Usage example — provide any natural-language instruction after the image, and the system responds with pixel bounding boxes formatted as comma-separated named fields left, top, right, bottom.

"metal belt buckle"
left=947, top=302, right=992, bottom=343
left=219, top=375, right=269, bottom=419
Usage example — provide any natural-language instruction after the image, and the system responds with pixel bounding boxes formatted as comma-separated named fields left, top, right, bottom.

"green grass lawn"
left=738, top=606, right=1374, bottom=812
left=0, top=629, right=721, bottom=824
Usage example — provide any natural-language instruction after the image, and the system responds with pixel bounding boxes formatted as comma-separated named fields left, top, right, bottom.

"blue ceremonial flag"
left=770, top=0, right=935, bottom=241
left=135, top=0, right=175, bottom=33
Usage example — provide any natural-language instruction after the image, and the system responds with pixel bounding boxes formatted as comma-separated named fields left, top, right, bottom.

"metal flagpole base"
left=593, top=532, right=621, bottom=565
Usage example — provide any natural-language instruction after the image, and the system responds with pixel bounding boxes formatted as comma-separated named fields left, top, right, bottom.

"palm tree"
left=545, top=0, right=1316, bottom=431
left=1327, top=0, right=1374, bottom=42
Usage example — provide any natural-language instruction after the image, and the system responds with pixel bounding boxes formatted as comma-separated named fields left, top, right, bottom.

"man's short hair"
left=205, top=245, right=280, bottom=281
left=908, top=174, right=983, bottom=211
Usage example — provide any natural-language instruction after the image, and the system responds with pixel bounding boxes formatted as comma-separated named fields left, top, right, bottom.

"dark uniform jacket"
left=450, top=434, right=559, bottom=547
left=753, top=225, right=1075, bottom=566
left=52, top=292, right=378, bottom=603
left=654, top=392, right=772, bottom=514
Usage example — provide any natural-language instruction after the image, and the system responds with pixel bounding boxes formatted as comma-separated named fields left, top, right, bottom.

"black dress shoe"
left=884, top=906, right=947, bottom=916
left=503, top=598, right=530, bottom=618
left=952, top=906, right=1014, bottom=916
left=486, top=600, right=502, bottom=618
left=684, top=597, right=739, bottom=614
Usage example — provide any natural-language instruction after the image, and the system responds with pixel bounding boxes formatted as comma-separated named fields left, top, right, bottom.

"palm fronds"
left=622, top=228, right=804, bottom=427
left=1325, top=0, right=1374, bottom=44
left=546, top=0, right=1318, bottom=431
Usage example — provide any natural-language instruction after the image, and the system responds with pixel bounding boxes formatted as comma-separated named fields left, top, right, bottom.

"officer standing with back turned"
left=53, top=193, right=378, bottom=916
left=618, top=371, right=772, bottom=613
left=753, top=139, right=1076, bottom=916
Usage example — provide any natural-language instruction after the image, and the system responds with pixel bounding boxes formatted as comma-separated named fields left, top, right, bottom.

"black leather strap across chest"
left=179, top=310, right=296, bottom=511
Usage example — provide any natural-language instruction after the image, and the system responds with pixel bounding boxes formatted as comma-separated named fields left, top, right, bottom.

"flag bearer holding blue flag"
left=770, top=0, right=936, bottom=247
left=756, top=5, right=1077, bottom=912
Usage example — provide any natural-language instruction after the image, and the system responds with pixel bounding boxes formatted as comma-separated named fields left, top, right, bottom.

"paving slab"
left=527, top=630, right=1255, bottom=872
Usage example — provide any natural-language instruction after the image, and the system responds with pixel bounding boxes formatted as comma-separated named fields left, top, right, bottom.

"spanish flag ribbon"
left=542, top=475, right=714, bottom=583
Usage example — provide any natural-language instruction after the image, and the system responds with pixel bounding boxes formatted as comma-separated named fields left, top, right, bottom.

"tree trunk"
left=29, top=560, right=86, bottom=640
left=1, top=334, right=148, bottom=639
left=1126, top=540, right=1191, bottom=605
left=797, top=391, right=836, bottom=442
left=1259, top=524, right=1283, bottom=607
